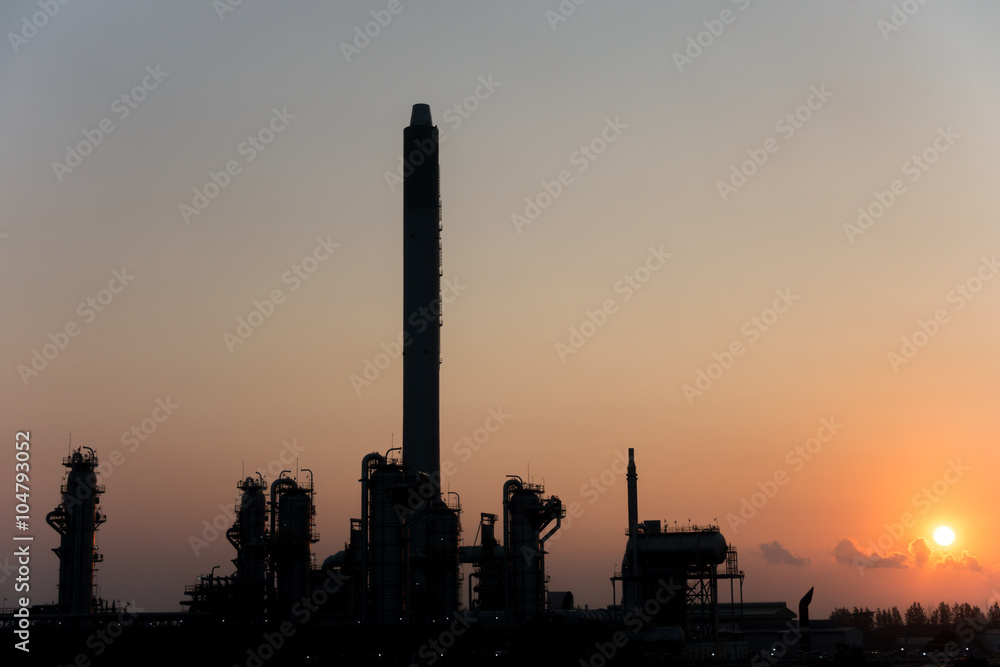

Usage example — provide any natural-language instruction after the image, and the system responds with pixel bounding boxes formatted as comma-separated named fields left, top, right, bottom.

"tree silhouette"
left=905, top=602, right=927, bottom=628
left=831, top=606, right=852, bottom=627
left=988, top=601, right=1000, bottom=629
left=937, top=601, right=952, bottom=626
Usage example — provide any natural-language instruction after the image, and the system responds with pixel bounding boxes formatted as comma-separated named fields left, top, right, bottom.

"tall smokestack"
left=627, top=448, right=638, bottom=534
left=624, top=448, right=640, bottom=612
left=402, top=103, right=441, bottom=489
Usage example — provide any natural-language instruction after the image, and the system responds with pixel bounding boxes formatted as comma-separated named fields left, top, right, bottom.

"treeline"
left=830, top=601, right=1000, bottom=632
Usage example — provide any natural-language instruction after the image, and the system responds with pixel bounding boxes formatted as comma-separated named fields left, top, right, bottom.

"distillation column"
left=227, top=475, right=268, bottom=611
left=270, top=474, right=317, bottom=613
left=46, top=447, right=106, bottom=614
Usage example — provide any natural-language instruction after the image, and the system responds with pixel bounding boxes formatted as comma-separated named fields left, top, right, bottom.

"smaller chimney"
left=627, top=448, right=638, bottom=535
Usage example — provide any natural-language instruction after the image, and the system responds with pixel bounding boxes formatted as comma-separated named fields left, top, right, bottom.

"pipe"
left=799, top=586, right=814, bottom=652
left=269, top=477, right=297, bottom=540
left=539, top=513, right=561, bottom=545
left=502, top=477, right=523, bottom=618
left=360, top=452, right=384, bottom=622
left=501, top=477, right=523, bottom=561
left=323, top=550, right=347, bottom=570
left=45, top=508, right=66, bottom=535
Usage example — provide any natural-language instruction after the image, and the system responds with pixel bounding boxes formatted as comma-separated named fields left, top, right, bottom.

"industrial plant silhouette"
left=8, top=104, right=822, bottom=667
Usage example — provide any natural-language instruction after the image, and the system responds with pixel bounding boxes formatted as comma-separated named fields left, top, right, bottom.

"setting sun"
left=934, top=526, right=956, bottom=546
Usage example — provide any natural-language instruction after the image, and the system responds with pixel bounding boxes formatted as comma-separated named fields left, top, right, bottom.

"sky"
left=2, top=0, right=1000, bottom=618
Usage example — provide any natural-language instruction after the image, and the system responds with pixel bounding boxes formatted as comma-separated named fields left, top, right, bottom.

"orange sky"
left=3, top=1, right=1000, bottom=617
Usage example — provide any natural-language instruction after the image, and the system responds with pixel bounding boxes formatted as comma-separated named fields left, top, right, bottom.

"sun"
left=934, top=526, right=955, bottom=546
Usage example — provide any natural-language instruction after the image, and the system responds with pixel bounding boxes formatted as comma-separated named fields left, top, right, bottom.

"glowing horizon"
left=3, top=1, right=1000, bottom=620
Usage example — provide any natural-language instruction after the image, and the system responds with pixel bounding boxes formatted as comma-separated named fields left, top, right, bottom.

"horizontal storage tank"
left=633, top=531, right=728, bottom=566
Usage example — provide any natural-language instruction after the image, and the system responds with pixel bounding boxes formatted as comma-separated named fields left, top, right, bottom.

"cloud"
left=937, top=550, right=983, bottom=572
left=831, top=536, right=985, bottom=574
left=909, top=537, right=932, bottom=567
left=760, top=540, right=811, bottom=566
left=832, top=538, right=908, bottom=569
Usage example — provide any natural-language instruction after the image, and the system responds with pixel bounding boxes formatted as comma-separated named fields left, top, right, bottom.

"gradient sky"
left=3, top=1, right=1000, bottom=617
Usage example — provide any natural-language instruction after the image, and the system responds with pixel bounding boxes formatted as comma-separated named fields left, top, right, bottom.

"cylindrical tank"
left=427, top=503, right=460, bottom=619
left=506, top=486, right=546, bottom=619
left=621, top=530, right=728, bottom=622
left=634, top=531, right=728, bottom=567
left=271, top=478, right=314, bottom=611
left=278, top=488, right=312, bottom=542
left=370, top=465, right=405, bottom=623
left=233, top=477, right=267, bottom=594
left=238, top=478, right=267, bottom=546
